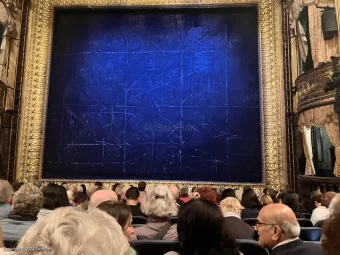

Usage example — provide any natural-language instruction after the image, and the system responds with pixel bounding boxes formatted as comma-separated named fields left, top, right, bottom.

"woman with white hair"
left=220, top=197, right=255, bottom=240
left=12, top=207, right=132, bottom=255
left=134, top=185, right=178, bottom=240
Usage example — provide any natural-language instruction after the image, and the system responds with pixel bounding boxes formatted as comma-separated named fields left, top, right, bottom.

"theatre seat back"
left=132, top=216, right=148, bottom=224
left=131, top=240, right=179, bottom=255
left=236, top=239, right=269, bottom=255
left=299, top=227, right=322, bottom=241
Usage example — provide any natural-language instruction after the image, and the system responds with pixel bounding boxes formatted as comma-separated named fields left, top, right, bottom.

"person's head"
left=69, top=185, right=78, bottom=195
left=12, top=183, right=43, bottom=219
left=180, top=187, right=188, bottom=197
left=280, top=193, right=299, bottom=212
left=221, top=188, right=236, bottom=200
left=61, top=182, right=68, bottom=190
left=191, top=187, right=197, bottom=193
left=34, top=180, right=43, bottom=188
left=311, top=191, right=323, bottom=205
left=112, top=183, right=120, bottom=192
left=125, top=187, right=139, bottom=201
left=220, top=197, right=244, bottom=216
left=177, top=199, right=238, bottom=255
left=259, top=194, right=273, bottom=206
left=119, top=186, right=130, bottom=201
left=138, top=181, right=146, bottom=192
left=196, top=186, right=218, bottom=204
left=322, top=200, right=340, bottom=255
left=169, top=185, right=180, bottom=200
left=0, top=180, right=14, bottom=204
left=241, top=189, right=261, bottom=209
left=329, top=194, right=340, bottom=214
left=94, top=182, right=103, bottom=187
left=87, top=184, right=103, bottom=197
left=14, top=207, right=131, bottom=255
left=322, top=192, right=337, bottom=208
left=255, top=204, right=300, bottom=249
left=11, top=181, right=24, bottom=192
left=141, top=185, right=178, bottom=217
left=42, top=184, right=70, bottom=210
left=97, top=201, right=134, bottom=241
left=80, top=184, right=87, bottom=194
left=89, top=190, right=118, bottom=208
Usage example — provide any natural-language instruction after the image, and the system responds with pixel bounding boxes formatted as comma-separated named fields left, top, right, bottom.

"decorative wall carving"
left=16, top=0, right=286, bottom=190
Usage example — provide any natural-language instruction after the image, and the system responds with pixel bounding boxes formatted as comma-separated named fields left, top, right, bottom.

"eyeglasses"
left=255, top=220, right=276, bottom=229
left=254, top=220, right=285, bottom=233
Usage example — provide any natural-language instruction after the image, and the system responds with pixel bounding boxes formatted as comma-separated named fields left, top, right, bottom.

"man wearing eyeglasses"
left=255, top=204, right=323, bottom=255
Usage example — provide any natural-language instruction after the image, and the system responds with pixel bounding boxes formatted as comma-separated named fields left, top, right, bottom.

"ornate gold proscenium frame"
left=16, top=0, right=286, bottom=190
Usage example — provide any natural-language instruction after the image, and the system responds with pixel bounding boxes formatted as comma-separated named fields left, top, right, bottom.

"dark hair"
left=191, top=187, right=197, bottom=193
left=94, top=182, right=103, bottom=187
left=11, top=181, right=24, bottom=192
left=61, top=182, right=67, bottom=185
left=180, top=187, right=189, bottom=197
left=241, top=189, right=262, bottom=209
left=126, top=187, right=140, bottom=200
left=112, top=183, right=120, bottom=191
left=281, top=193, right=299, bottom=212
left=74, top=193, right=88, bottom=205
left=80, top=184, right=87, bottom=194
left=221, top=189, right=236, bottom=200
left=138, top=181, right=146, bottom=192
left=42, top=184, right=70, bottom=210
left=177, top=199, right=238, bottom=255
left=267, top=188, right=279, bottom=203
left=97, top=201, right=131, bottom=228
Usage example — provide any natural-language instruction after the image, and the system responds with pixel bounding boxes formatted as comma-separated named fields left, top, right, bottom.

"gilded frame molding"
left=16, top=0, right=286, bottom=190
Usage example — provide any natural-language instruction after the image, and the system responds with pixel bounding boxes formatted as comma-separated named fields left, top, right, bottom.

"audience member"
left=256, top=204, right=323, bottom=255
left=87, top=183, right=103, bottom=198
left=120, top=185, right=131, bottom=202
left=88, top=189, right=118, bottom=208
left=11, top=181, right=24, bottom=192
left=125, top=186, right=146, bottom=217
left=179, top=187, right=190, bottom=203
left=134, top=186, right=178, bottom=240
left=33, top=180, right=42, bottom=188
left=259, top=194, right=273, bottom=206
left=69, top=185, right=78, bottom=196
left=310, top=191, right=336, bottom=225
left=267, top=188, right=279, bottom=203
left=169, top=185, right=185, bottom=207
left=165, top=199, right=239, bottom=255
left=37, top=183, right=70, bottom=221
left=328, top=193, right=340, bottom=214
left=221, top=188, right=237, bottom=200
left=2, top=183, right=43, bottom=240
left=13, top=207, right=132, bottom=255
left=80, top=184, right=87, bottom=194
left=280, top=193, right=304, bottom=218
left=97, top=201, right=134, bottom=242
left=322, top=200, right=340, bottom=255
left=61, top=182, right=68, bottom=190
left=220, top=197, right=255, bottom=239
left=241, top=189, right=262, bottom=218
left=196, top=186, right=218, bottom=204
left=234, top=189, right=243, bottom=201
left=95, top=181, right=103, bottom=187
left=0, top=180, right=14, bottom=220
left=304, top=190, right=323, bottom=213
left=137, top=181, right=147, bottom=203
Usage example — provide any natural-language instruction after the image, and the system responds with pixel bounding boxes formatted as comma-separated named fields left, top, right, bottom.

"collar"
left=223, top=212, right=241, bottom=219
left=272, top=237, right=299, bottom=250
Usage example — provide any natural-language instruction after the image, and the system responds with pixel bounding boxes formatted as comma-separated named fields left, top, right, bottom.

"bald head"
left=322, top=192, right=337, bottom=208
left=89, top=190, right=118, bottom=208
left=257, top=204, right=300, bottom=249
left=169, top=185, right=179, bottom=200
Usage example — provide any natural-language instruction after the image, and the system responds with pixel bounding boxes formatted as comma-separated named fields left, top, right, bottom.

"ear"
left=271, top=226, right=282, bottom=241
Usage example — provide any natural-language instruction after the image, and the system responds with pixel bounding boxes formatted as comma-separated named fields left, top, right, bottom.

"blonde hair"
left=141, top=186, right=178, bottom=217
left=12, top=183, right=43, bottom=217
left=15, top=207, right=132, bottom=255
left=0, top=180, right=13, bottom=203
left=220, top=197, right=244, bottom=215
left=259, top=194, right=273, bottom=206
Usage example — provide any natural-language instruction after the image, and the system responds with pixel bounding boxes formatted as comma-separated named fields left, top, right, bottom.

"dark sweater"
left=128, top=203, right=146, bottom=217
left=223, top=216, right=255, bottom=240
left=271, top=239, right=323, bottom=255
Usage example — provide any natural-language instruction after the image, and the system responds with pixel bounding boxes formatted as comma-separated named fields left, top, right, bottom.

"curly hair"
left=196, top=186, right=218, bottom=204
left=141, top=186, right=178, bottom=217
left=14, top=207, right=131, bottom=255
left=12, top=183, right=43, bottom=218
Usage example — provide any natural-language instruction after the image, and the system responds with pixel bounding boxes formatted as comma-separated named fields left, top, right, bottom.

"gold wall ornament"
left=17, top=0, right=286, bottom=191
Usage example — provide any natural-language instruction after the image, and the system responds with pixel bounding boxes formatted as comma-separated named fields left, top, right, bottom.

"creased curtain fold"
left=302, top=126, right=315, bottom=175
